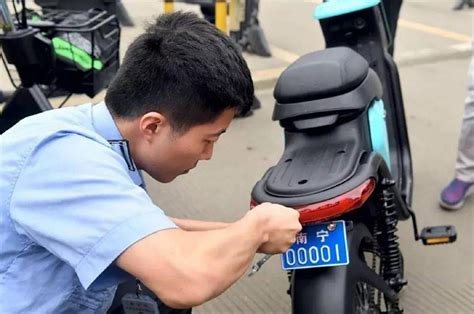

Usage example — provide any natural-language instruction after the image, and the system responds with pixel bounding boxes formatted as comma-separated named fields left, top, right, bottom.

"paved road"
left=154, top=62, right=474, bottom=313
left=148, top=1, right=474, bottom=313
left=1, top=0, right=472, bottom=313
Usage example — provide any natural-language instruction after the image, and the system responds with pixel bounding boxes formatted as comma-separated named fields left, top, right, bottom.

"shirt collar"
left=91, top=101, right=146, bottom=188
left=91, top=101, right=123, bottom=141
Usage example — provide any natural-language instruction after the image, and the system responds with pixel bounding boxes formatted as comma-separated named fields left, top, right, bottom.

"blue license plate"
left=281, top=220, right=349, bottom=270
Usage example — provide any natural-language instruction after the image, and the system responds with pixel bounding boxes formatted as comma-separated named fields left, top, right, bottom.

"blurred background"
left=1, top=1, right=472, bottom=313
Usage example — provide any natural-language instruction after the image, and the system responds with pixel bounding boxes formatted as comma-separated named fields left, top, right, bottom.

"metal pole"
left=215, top=0, right=227, bottom=33
left=164, top=0, right=174, bottom=13
left=229, top=0, right=244, bottom=33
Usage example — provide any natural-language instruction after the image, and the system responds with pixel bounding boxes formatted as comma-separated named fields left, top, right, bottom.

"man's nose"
left=201, top=144, right=214, bottom=160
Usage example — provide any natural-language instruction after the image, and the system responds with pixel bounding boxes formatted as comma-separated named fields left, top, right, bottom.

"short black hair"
left=105, top=11, right=254, bottom=132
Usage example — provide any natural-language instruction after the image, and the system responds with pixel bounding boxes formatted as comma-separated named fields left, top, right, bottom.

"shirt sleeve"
left=9, top=132, right=177, bottom=290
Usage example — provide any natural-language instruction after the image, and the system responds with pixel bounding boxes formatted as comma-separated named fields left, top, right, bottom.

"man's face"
left=138, top=108, right=236, bottom=183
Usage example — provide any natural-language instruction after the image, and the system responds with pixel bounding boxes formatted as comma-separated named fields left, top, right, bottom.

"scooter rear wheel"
left=353, top=248, right=402, bottom=314
left=291, top=223, right=402, bottom=314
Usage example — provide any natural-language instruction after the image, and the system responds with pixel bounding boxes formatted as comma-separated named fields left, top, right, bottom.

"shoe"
left=453, top=0, right=465, bottom=10
left=234, top=108, right=254, bottom=118
left=251, top=94, right=262, bottom=110
left=234, top=95, right=261, bottom=118
left=439, top=178, right=473, bottom=210
left=453, top=0, right=474, bottom=10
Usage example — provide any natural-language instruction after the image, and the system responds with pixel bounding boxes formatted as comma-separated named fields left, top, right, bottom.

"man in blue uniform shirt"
left=0, top=12, right=301, bottom=313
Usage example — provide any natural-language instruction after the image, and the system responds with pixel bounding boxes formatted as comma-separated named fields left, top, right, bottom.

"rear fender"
left=291, top=222, right=396, bottom=313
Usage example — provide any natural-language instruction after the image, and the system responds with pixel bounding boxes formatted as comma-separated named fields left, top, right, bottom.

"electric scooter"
left=251, top=1, right=457, bottom=312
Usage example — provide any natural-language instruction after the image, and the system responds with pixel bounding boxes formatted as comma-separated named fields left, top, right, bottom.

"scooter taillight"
left=250, top=178, right=376, bottom=224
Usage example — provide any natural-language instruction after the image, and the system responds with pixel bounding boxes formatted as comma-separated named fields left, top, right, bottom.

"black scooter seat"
left=260, top=133, right=364, bottom=198
left=274, top=47, right=369, bottom=104
left=272, top=48, right=382, bottom=122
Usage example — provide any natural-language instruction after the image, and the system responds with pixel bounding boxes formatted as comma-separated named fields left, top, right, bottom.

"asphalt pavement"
left=0, top=0, right=472, bottom=313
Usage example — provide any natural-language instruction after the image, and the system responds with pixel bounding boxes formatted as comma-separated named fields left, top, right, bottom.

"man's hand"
left=249, top=203, right=302, bottom=254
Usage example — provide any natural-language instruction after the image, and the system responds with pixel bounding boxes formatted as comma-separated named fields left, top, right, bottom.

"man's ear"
left=138, top=112, right=169, bottom=141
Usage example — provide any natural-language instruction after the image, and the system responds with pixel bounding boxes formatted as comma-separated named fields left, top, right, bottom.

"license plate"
left=281, top=220, right=349, bottom=270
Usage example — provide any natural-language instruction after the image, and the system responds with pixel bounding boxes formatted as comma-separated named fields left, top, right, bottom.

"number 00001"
left=284, top=244, right=341, bottom=266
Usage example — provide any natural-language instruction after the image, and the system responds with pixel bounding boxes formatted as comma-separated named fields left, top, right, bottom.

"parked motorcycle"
left=250, top=1, right=456, bottom=313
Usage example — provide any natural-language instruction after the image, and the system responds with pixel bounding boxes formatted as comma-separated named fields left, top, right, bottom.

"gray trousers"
left=455, top=53, right=474, bottom=183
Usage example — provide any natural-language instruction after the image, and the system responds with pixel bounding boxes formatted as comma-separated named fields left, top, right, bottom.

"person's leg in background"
left=440, top=53, right=474, bottom=210
left=200, top=3, right=215, bottom=24
left=199, top=0, right=261, bottom=118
